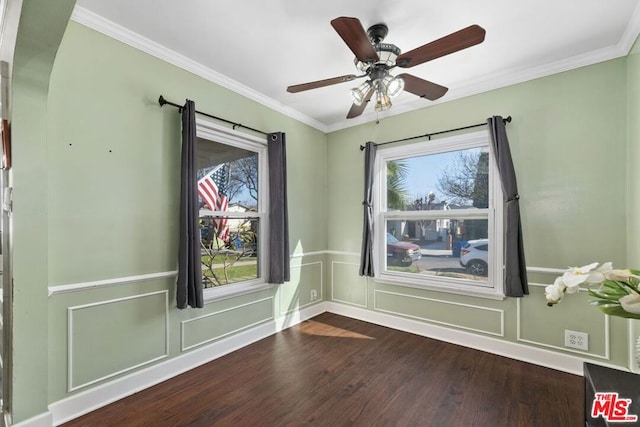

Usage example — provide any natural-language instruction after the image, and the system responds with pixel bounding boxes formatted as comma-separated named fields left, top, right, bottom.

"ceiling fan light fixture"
left=374, top=89, right=392, bottom=112
left=351, top=80, right=372, bottom=106
left=287, top=17, right=483, bottom=119
left=384, top=75, right=405, bottom=98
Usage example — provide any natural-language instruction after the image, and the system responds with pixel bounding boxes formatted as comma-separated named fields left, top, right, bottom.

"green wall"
left=327, top=57, right=631, bottom=368
left=11, top=13, right=328, bottom=423
left=44, top=20, right=328, bottom=404
left=328, top=59, right=627, bottom=265
left=10, top=0, right=77, bottom=421
left=47, top=22, right=328, bottom=284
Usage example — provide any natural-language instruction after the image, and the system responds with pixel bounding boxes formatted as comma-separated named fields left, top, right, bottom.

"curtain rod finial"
left=360, top=145, right=365, bottom=151
left=158, top=95, right=167, bottom=107
left=504, top=116, right=512, bottom=123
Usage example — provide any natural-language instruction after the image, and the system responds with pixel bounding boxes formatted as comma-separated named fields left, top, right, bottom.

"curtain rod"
left=158, top=95, right=269, bottom=136
left=359, top=116, right=512, bottom=151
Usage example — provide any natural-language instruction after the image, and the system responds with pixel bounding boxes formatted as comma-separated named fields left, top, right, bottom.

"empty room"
left=1, top=1, right=640, bottom=426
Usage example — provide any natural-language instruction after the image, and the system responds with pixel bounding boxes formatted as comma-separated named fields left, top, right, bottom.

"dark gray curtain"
left=487, top=116, right=529, bottom=297
left=268, top=132, right=290, bottom=284
left=176, top=100, right=204, bottom=309
left=359, top=141, right=376, bottom=277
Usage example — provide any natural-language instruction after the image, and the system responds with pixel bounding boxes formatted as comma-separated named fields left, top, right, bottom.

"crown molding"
left=72, top=4, right=640, bottom=135
left=326, top=38, right=636, bottom=132
left=70, top=6, right=328, bottom=133
left=327, top=2, right=640, bottom=133
left=619, top=0, right=640, bottom=54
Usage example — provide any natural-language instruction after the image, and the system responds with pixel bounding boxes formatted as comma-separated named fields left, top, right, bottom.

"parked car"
left=459, top=239, right=489, bottom=276
left=387, top=233, right=422, bottom=266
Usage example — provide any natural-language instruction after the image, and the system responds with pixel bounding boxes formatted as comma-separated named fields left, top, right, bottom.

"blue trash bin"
left=452, top=241, right=462, bottom=257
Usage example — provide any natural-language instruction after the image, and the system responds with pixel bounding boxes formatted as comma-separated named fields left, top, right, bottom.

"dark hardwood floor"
left=63, top=313, right=583, bottom=426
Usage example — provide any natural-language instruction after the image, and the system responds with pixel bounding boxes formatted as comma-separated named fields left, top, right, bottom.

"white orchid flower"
left=605, top=269, right=640, bottom=282
left=545, top=261, right=640, bottom=319
left=586, top=262, right=612, bottom=284
left=545, top=277, right=566, bottom=304
left=619, top=293, right=640, bottom=315
left=562, top=262, right=599, bottom=291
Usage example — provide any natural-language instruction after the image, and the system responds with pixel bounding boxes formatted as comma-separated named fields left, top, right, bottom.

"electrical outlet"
left=310, top=289, right=318, bottom=301
left=564, top=330, right=589, bottom=351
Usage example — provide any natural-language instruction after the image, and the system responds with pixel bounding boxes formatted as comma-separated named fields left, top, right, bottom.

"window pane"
left=385, top=218, right=489, bottom=283
left=200, top=216, right=259, bottom=287
left=197, top=140, right=259, bottom=209
left=386, top=146, right=489, bottom=211
left=196, top=139, right=261, bottom=288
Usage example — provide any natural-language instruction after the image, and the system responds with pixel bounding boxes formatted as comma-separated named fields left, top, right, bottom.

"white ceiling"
left=73, top=0, right=640, bottom=132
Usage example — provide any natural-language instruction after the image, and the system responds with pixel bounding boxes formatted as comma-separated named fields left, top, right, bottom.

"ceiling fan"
left=287, top=17, right=486, bottom=119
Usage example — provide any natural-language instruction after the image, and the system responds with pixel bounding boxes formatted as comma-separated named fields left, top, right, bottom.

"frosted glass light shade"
left=374, top=90, right=392, bottom=111
left=384, top=76, right=405, bottom=98
left=350, top=81, right=372, bottom=106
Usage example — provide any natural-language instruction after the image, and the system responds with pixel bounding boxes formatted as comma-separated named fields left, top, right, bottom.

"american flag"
left=198, top=165, right=229, bottom=241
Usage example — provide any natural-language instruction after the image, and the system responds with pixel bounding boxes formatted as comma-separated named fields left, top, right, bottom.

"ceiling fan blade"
left=330, top=17, right=380, bottom=63
left=398, top=74, right=448, bottom=100
left=287, top=74, right=359, bottom=93
left=347, top=86, right=375, bottom=119
left=396, top=25, right=486, bottom=68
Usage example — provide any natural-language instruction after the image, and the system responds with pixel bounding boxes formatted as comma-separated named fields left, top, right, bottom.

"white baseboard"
left=11, top=411, right=52, bottom=427
left=47, top=302, right=327, bottom=426
left=325, top=301, right=587, bottom=376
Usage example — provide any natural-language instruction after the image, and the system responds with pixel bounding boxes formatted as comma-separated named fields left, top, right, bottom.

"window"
left=196, top=120, right=268, bottom=296
left=374, top=130, right=504, bottom=299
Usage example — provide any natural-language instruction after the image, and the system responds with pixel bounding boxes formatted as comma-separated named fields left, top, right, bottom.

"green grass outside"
left=202, top=254, right=257, bottom=264
left=203, top=263, right=258, bottom=287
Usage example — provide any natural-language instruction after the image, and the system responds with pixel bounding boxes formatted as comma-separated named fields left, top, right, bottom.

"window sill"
left=374, top=274, right=506, bottom=301
left=203, top=281, right=273, bottom=303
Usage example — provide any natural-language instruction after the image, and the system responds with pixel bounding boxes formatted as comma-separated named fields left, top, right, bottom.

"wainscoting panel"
left=374, top=289, right=504, bottom=336
left=68, top=290, right=169, bottom=392
left=331, top=261, right=367, bottom=308
left=181, top=297, right=274, bottom=351
left=517, top=284, right=610, bottom=359
left=280, top=262, right=323, bottom=316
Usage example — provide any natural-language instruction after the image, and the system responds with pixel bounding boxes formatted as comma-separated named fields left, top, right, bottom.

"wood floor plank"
left=62, top=313, right=583, bottom=426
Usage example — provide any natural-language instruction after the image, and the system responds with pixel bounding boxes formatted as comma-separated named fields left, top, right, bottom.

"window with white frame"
left=374, top=130, right=504, bottom=298
left=196, top=120, right=268, bottom=293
